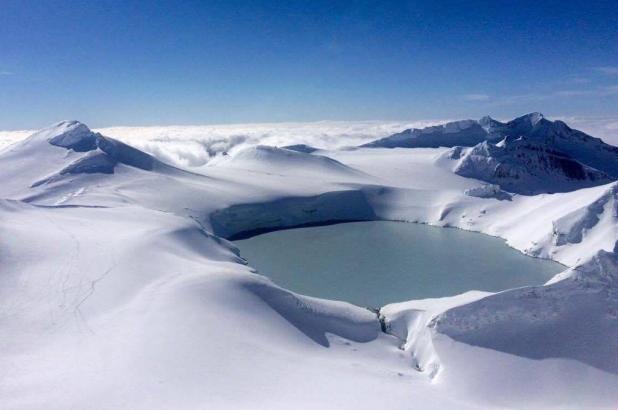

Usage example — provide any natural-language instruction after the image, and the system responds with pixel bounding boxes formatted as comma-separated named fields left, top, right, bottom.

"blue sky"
left=0, top=0, right=617, bottom=129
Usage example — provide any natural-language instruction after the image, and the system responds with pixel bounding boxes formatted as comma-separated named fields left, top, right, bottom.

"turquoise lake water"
left=234, top=221, right=564, bottom=307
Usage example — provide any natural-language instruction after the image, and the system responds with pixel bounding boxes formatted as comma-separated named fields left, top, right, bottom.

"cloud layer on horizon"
left=1, top=116, right=618, bottom=169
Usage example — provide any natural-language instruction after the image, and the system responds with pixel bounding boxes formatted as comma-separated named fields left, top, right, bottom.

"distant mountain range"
left=363, top=113, right=618, bottom=194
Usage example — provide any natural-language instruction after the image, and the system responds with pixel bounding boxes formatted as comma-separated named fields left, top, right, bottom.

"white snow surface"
left=1, top=120, right=617, bottom=409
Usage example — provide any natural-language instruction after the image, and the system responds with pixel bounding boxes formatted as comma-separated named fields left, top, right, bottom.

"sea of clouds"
left=0, top=120, right=435, bottom=167
left=1, top=117, right=617, bottom=169
left=95, top=120, right=446, bottom=168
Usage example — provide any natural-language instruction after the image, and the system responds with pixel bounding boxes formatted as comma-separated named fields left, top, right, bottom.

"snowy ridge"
left=362, top=119, right=487, bottom=149
left=211, top=144, right=368, bottom=179
left=380, top=291, right=491, bottom=380
left=514, top=182, right=618, bottom=265
left=551, top=183, right=618, bottom=247
left=0, top=121, right=172, bottom=197
left=379, top=246, right=618, bottom=408
left=430, top=244, right=618, bottom=374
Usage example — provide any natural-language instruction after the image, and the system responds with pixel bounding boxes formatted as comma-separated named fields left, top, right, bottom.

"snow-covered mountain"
left=0, top=120, right=179, bottom=198
left=446, top=137, right=612, bottom=194
left=366, top=113, right=618, bottom=194
left=362, top=119, right=488, bottom=148
left=1, top=120, right=617, bottom=409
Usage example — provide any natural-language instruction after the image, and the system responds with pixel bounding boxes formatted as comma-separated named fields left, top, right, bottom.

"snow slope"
left=1, top=120, right=617, bottom=409
left=210, top=145, right=368, bottom=180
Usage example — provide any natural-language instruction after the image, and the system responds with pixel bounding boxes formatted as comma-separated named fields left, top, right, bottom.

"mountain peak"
left=53, top=119, right=89, bottom=128
left=46, top=120, right=92, bottom=137
left=527, top=112, right=544, bottom=125
left=478, top=115, right=504, bottom=131
left=479, top=115, right=495, bottom=123
left=517, top=112, right=545, bottom=126
left=45, top=120, right=98, bottom=152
